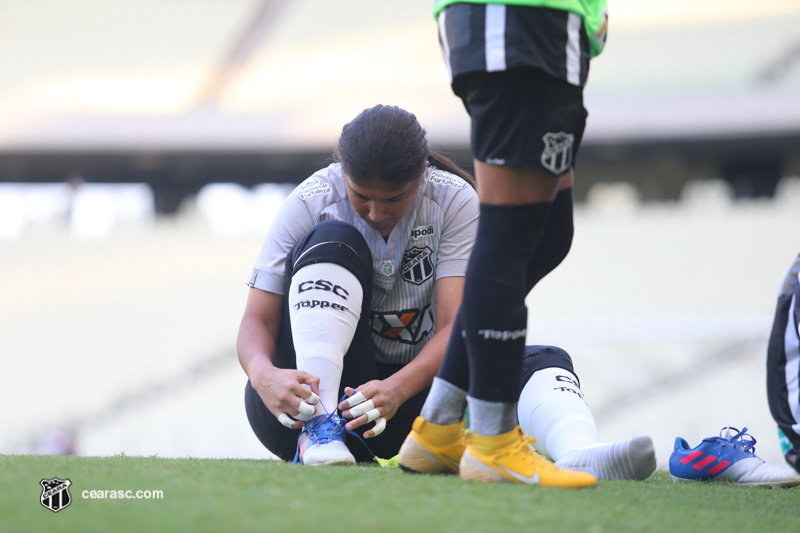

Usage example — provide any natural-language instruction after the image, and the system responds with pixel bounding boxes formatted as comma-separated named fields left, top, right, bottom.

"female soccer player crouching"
left=238, top=105, right=478, bottom=465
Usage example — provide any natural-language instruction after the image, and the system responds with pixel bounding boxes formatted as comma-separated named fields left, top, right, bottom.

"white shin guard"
left=517, top=366, right=598, bottom=461
left=288, top=262, right=363, bottom=415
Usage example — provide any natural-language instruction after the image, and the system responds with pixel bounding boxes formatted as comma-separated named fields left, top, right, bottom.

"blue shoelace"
left=707, top=426, right=756, bottom=454
left=292, top=392, right=375, bottom=464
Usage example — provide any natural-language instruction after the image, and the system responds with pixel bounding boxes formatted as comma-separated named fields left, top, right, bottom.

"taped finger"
left=371, top=417, right=387, bottom=437
left=278, top=413, right=296, bottom=429
left=349, top=399, right=375, bottom=418
left=297, top=399, right=316, bottom=417
left=365, top=408, right=381, bottom=423
left=342, top=391, right=367, bottom=408
left=304, top=392, right=319, bottom=405
left=294, top=411, right=313, bottom=422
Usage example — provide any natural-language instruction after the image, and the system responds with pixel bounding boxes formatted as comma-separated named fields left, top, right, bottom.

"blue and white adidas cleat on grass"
left=669, top=427, right=800, bottom=488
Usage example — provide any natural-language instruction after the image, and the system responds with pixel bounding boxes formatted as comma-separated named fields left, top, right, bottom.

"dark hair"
left=336, top=105, right=475, bottom=189
left=336, top=105, right=428, bottom=187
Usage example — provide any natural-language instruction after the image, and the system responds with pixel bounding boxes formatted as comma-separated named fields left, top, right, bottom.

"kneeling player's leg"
left=269, top=221, right=376, bottom=464
left=518, top=346, right=656, bottom=480
left=518, top=346, right=597, bottom=458
left=244, top=221, right=374, bottom=462
left=285, top=221, right=371, bottom=417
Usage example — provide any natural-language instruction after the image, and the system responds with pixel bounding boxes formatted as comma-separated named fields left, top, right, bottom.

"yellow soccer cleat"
left=459, top=426, right=597, bottom=488
left=398, top=416, right=466, bottom=475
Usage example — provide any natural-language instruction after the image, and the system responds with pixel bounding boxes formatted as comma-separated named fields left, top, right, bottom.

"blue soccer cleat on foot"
left=295, top=413, right=356, bottom=466
left=669, top=426, right=800, bottom=487
left=292, top=392, right=376, bottom=466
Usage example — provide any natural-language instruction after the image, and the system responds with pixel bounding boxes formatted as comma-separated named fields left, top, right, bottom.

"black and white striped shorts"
left=438, top=3, right=591, bottom=175
left=438, top=3, right=592, bottom=87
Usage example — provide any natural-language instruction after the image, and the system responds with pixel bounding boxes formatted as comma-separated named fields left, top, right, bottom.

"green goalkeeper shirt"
left=433, top=0, right=608, bottom=58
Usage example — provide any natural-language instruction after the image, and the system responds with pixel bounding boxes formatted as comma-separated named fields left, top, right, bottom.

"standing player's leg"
left=398, top=309, right=470, bottom=474
left=451, top=64, right=593, bottom=486
left=399, top=182, right=574, bottom=475
left=402, top=89, right=593, bottom=487
left=517, top=346, right=657, bottom=480
left=459, top=163, right=554, bottom=428
left=454, top=169, right=600, bottom=487
left=402, top=4, right=594, bottom=487
left=766, top=252, right=800, bottom=473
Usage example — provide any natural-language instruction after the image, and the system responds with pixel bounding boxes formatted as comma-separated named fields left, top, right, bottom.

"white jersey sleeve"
left=248, top=166, right=350, bottom=295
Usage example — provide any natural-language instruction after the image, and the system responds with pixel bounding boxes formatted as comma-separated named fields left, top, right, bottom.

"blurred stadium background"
left=1, top=0, right=799, bottom=469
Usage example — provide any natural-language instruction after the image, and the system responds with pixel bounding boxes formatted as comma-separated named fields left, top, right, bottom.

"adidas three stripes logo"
left=679, top=450, right=731, bottom=474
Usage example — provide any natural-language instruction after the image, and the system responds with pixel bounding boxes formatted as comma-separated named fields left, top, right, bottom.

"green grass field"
left=2, top=454, right=798, bottom=533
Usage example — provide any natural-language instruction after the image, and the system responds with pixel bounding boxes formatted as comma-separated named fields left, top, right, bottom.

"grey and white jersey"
left=249, top=162, right=479, bottom=365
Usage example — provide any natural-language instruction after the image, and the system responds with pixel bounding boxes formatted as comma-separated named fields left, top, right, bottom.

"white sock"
left=288, top=263, right=363, bottom=416
left=555, top=436, right=656, bottom=480
left=517, top=367, right=598, bottom=460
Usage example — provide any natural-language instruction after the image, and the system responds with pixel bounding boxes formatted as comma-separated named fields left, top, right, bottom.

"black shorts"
left=455, top=69, right=587, bottom=175
left=439, top=4, right=590, bottom=175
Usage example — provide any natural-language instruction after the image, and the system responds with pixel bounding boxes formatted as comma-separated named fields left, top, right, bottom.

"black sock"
left=525, top=188, right=574, bottom=291
left=435, top=308, right=469, bottom=390
left=438, top=191, right=573, bottom=395
left=462, top=202, right=551, bottom=402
